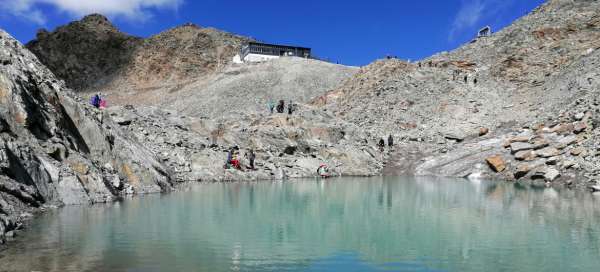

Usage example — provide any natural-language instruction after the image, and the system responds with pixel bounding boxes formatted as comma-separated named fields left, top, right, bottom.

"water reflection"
left=1, top=177, right=600, bottom=272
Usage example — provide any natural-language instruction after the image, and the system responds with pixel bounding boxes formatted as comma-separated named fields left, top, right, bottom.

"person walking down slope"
left=378, top=138, right=385, bottom=152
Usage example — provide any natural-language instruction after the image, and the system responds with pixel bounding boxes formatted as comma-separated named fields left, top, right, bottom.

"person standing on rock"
left=247, top=149, right=256, bottom=170
left=277, top=100, right=285, bottom=113
left=378, top=138, right=385, bottom=152
left=388, top=135, right=394, bottom=148
left=91, top=93, right=101, bottom=108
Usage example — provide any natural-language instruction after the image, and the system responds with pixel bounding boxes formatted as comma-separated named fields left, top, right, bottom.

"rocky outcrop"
left=0, top=29, right=172, bottom=244
left=26, top=14, right=251, bottom=93
left=25, top=14, right=140, bottom=91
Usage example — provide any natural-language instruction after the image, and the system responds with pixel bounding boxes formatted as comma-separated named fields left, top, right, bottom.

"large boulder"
left=486, top=155, right=507, bottom=172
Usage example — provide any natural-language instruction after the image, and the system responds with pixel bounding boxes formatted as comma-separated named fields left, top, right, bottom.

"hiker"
left=464, top=75, right=468, bottom=83
left=288, top=100, right=294, bottom=115
left=378, top=138, right=385, bottom=152
left=246, top=149, right=256, bottom=170
left=231, top=150, right=241, bottom=170
left=473, top=78, right=478, bottom=85
left=277, top=100, right=285, bottom=113
left=317, top=164, right=330, bottom=178
left=268, top=100, right=275, bottom=114
left=224, top=148, right=233, bottom=168
left=388, top=135, right=394, bottom=147
left=225, top=147, right=241, bottom=170
left=90, top=93, right=101, bottom=108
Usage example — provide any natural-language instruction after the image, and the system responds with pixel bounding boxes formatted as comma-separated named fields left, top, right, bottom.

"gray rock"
left=546, top=156, right=559, bottom=165
left=544, top=168, right=561, bottom=182
left=557, top=135, right=578, bottom=147
left=515, top=150, right=536, bottom=161
left=511, top=142, right=535, bottom=153
left=56, top=176, right=90, bottom=205
left=444, top=131, right=466, bottom=142
left=532, top=167, right=560, bottom=182
left=110, top=175, right=122, bottom=190
left=537, top=147, right=561, bottom=158
left=113, top=116, right=132, bottom=126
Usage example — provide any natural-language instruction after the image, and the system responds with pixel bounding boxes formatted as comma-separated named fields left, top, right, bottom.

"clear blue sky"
left=0, top=0, right=546, bottom=66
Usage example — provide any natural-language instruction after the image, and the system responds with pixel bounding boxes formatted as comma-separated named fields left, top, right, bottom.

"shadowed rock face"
left=0, top=29, right=173, bottom=244
left=26, top=14, right=251, bottom=93
left=26, top=14, right=140, bottom=92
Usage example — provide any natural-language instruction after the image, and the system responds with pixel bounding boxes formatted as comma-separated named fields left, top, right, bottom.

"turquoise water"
left=1, top=177, right=600, bottom=272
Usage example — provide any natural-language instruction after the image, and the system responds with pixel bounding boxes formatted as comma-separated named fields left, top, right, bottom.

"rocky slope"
left=26, top=14, right=251, bottom=92
left=319, top=0, right=600, bottom=188
left=0, top=29, right=174, bottom=245
left=107, top=103, right=383, bottom=183
left=148, top=57, right=357, bottom=119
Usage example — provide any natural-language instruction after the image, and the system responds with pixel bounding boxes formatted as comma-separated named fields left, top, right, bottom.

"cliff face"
left=26, top=14, right=251, bottom=92
left=0, top=29, right=173, bottom=244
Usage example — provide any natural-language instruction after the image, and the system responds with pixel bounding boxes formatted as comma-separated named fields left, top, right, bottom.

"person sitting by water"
left=231, top=150, right=241, bottom=170
left=317, top=164, right=330, bottom=178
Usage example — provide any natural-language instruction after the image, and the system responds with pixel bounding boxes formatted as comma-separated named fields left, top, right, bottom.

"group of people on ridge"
left=268, top=99, right=295, bottom=115
left=224, top=147, right=256, bottom=171
left=378, top=135, right=394, bottom=152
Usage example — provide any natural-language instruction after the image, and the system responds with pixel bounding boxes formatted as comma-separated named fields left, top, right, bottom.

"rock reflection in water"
left=1, top=177, right=600, bottom=272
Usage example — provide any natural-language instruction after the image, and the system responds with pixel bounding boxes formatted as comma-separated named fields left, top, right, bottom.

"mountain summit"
left=27, top=14, right=251, bottom=92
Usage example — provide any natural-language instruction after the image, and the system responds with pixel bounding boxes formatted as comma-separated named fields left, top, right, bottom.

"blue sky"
left=0, top=0, right=546, bottom=66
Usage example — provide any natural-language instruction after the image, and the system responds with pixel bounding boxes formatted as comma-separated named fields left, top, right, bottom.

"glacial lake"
left=1, top=177, right=600, bottom=272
